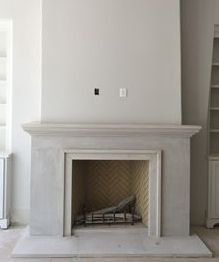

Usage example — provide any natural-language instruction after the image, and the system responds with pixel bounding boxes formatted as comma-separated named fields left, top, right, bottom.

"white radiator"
left=0, top=152, right=11, bottom=229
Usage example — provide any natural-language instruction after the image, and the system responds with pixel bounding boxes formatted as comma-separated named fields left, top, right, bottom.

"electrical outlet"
left=120, top=88, right=127, bottom=98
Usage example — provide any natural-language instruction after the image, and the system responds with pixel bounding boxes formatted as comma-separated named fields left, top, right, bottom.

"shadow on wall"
left=181, top=0, right=217, bottom=225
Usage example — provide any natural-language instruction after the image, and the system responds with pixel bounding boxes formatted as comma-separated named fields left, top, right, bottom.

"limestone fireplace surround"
left=12, top=122, right=212, bottom=257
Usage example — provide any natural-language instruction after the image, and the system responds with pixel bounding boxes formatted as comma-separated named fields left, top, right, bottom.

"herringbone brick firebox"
left=72, top=160, right=149, bottom=226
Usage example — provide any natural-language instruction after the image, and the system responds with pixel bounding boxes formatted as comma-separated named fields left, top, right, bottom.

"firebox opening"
left=72, top=160, right=149, bottom=228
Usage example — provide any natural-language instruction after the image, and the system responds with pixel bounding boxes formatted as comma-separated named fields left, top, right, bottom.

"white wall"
left=41, top=0, right=182, bottom=124
left=181, top=0, right=219, bottom=225
left=0, top=0, right=41, bottom=224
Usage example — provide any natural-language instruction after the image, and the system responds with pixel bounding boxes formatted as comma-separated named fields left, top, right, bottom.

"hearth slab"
left=12, top=227, right=212, bottom=258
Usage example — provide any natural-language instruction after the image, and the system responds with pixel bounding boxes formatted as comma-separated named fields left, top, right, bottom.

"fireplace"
left=64, top=150, right=161, bottom=237
left=72, top=160, right=149, bottom=227
left=22, top=122, right=198, bottom=239
left=11, top=122, right=212, bottom=258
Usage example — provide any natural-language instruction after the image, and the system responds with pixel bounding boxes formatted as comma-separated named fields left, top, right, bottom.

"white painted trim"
left=23, top=122, right=201, bottom=138
left=0, top=153, right=11, bottom=229
left=0, top=152, right=11, bottom=158
left=0, top=218, right=10, bottom=229
left=206, top=218, right=219, bottom=228
left=63, top=153, right=73, bottom=236
left=156, top=151, right=162, bottom=237
left=0, top=19, right=13, bottom=152
left=6, top=20, right=13, bottom=152
left=64, top=149, right=162, bottom=238
left=214, top=25, right=219, bottom=38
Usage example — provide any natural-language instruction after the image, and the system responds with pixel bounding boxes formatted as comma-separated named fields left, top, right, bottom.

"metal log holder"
left=74, top=195, right=142, bottom=226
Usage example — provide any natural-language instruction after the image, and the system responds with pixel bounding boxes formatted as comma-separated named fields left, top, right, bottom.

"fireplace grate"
left=74, top=195, right=142, bottom=226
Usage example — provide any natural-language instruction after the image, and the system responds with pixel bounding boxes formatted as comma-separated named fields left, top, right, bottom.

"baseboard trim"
left=11, top=208, right=29, bottom=225
left=0, top=218, right=10, bottom=229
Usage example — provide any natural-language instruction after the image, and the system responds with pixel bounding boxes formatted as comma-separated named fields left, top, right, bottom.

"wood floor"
left=1, top=226, right=219, bottom=262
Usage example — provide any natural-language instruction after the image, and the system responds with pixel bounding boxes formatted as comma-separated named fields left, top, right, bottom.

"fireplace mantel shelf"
left=23, top=122, right=201, bottom=138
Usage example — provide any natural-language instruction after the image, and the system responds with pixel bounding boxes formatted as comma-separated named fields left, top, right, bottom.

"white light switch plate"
left=120, top=88, right=128, bottom=97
